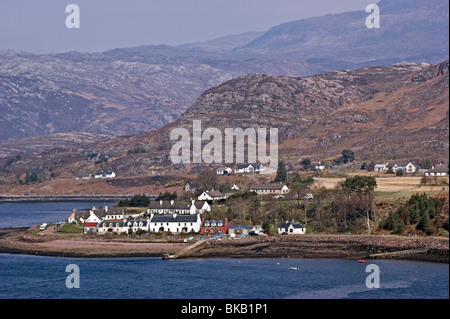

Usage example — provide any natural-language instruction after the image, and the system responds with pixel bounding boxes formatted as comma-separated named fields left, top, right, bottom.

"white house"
left=97, top=219, right=149, bottom=234
left=94, top=170, right=116, bottom=178
left=231, top=184, right=240, bottom=191
left=425, top=164, right=448, bottom=176
left=149, top=214, right=202, bottom=234
left=235, top=164, right=254, bottom=174
left=374, top=163, right=388, bottom=172
left=315, top=163, right=326, bottom=172
left=387, top=162, right=416, bottom=174
left=68, top=206, right=107, bottom=224
left=198, top=191, right=227, bottom=201
left=147, top=200, right=210, bottom=215
left=104, top=206, right=126, bottom=220
left=217, top=167, right=233, bottom=175
left=278, top=221, right=306, bottom=235
left=83, top=222, right=98, bottom=233
left=249, top=184, right=290, bottom=195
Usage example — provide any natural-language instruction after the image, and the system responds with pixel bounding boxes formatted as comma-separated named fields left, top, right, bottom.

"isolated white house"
left=278, top=222, right=306, bottom=235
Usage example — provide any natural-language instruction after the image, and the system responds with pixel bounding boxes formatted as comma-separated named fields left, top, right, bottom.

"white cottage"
left=149, top=214, right=202, bottom=234
left=278, top=221, right=306, bottom=235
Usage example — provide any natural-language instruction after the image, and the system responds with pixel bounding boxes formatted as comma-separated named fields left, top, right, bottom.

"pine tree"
left=274, top=161, right=287, bottom=183
left=416, top=211, right=431, bottom=233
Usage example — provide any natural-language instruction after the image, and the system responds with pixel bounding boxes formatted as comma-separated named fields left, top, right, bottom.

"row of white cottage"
left=68, top=200, right=211, bottom=234
left=95, top=214, right=203, bottom=234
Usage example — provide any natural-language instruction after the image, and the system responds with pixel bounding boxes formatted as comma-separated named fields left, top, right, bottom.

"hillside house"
left=315, top=163, right=326, bottom=172
left=94, top=170, right=116, bottom=178
left=387, top=162, right=416, bottom=174
left=235, top=164, right=254, bottom=174
left=200, top=218, right=229, bottom=235
left=231, top=184, right=240, bottom=190
left=425, top=164, right=448, bottom=176
left=217, top=167, right=233, bottom=175
left=198, top=191, right=227, bottom=201
left=184, top=182, right=201, bottom=193
left=374, top=163, right=388, bottom=172
left=149, top=214, right=202, bottom=234
left=249, top=184, right=290, bottom=195
left=278, top=221, right=306, bottom=235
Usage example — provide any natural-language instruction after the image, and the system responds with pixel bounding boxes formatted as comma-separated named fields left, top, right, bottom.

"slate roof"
left=229, top=225, right=251, bottom=229
left=249, top=184, right=287, bottom=190
left=150, top=215, right=198, bottom=223
left=278, top=222, right=305, bottom=229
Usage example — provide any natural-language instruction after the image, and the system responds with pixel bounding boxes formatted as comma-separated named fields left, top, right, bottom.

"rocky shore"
left=187, top=235, right=449, bottom=263
left=0, top=227, right=448, bottom=263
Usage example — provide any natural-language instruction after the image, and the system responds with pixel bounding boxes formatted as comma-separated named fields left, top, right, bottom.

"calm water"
left=0, top=254, right=448, bottom=299
left=0, top=202, right=448, bottom=299
left=0, top=201, right=114, bottom=228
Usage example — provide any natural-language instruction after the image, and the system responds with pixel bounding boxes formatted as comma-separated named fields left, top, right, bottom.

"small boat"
left=162, top=254, right=174, bottom=260
left=358, top=260, right=367, bottom=263
left=289, top=267, right=299, bottom=271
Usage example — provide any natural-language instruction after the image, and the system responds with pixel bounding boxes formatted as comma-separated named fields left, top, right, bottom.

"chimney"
left=170, top=199, right=174, bottom=206
left=160, top=200, right=163, bottom=206
left=105, top=206, right=108, bottom=212
left=173, top=213, right=177, bottom=219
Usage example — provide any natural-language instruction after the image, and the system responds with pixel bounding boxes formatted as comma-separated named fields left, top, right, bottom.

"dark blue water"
left=0, top=202, right=448, bottom=299
left=0, top=254, right=448, bottom=299
left=0, top=201, right=114, bottom=228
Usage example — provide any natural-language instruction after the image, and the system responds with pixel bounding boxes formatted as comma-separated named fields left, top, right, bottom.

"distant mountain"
left=0, top=0, right=448, bottom=144
left=178, top=32, right=264, bottom=52
left=240, top=0, right=449, bottom=66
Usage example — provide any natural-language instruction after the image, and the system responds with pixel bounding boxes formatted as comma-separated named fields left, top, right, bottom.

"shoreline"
left=0, top=228, right=448, bottom=263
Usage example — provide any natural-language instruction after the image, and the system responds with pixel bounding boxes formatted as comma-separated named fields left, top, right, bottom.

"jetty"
left=171, top=239, right=207, bottom=259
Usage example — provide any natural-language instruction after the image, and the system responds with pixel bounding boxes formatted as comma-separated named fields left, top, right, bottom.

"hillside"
left=0, top=60, right=447, bottom=184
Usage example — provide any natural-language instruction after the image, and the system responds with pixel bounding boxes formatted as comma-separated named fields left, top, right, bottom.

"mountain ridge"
left=0, top=0, right=448, bottom=143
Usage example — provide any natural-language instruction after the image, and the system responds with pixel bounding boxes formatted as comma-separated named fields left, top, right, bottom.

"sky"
left=0, top=0, right=376, bottom=54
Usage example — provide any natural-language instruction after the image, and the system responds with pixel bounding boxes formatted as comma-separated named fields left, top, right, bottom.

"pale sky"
left=0, top=0, right=376, bottom=54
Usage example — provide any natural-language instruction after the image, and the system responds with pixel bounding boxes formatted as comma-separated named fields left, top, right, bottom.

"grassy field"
left=315, top=176, right=448, bottom=198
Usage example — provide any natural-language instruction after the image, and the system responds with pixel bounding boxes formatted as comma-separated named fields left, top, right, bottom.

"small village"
left=36, top=158, right=446, bottom=242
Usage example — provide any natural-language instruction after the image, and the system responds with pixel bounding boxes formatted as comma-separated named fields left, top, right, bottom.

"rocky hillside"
left=1, top=60, right=447, bottom=183
left=0, top=0, right=448, bottom=143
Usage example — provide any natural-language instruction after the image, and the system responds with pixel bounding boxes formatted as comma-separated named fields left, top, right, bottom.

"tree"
left=197, top=169, right=218, bottom=191
left=300, top=158, right=312, bottom=170
left=342, top=149, right=355, bottom=163
left=360, top=162, right=368, bottom=170
left=273, top=161, right=287, bottom=183
left=416, top=211, right=431, bottom=234
left=342, top=176, right=377, bottom=194
left=342, top=176, right=377, bottom=230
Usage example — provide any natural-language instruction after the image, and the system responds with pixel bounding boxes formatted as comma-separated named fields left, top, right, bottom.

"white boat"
left=289, top=267, right=299, bottom=271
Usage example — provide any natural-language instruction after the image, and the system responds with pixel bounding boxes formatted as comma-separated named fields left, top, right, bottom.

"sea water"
left=0, top=254, right=448, bottom=299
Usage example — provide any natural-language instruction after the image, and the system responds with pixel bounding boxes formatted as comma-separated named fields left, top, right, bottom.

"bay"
left=0, top=254, right=448, bottom=299
left=0, top=201, right=114, bottom=228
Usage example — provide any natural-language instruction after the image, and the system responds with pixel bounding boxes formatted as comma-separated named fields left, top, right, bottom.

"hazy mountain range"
left=0, top=0, right=448, bottom=144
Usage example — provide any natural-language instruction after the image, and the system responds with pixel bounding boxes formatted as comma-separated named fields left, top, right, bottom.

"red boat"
left=358, top=260, right=367, bottom=263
